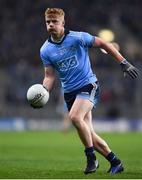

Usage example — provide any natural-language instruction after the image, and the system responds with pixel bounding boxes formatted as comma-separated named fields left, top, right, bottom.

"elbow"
left=93, top=37, right=108, bottom=49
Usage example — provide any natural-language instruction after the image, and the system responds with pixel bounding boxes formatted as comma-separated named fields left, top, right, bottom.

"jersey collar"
left=48, top=29, right=69, bottom=45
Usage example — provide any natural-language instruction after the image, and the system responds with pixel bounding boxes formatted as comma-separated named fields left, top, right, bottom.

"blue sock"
left=106, top=152, right=121, bottom=166
left=85, top=146, right=96, bottom=162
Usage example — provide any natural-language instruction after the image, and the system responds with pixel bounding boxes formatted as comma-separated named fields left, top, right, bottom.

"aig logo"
left=57, top=55, right=79, bottom=72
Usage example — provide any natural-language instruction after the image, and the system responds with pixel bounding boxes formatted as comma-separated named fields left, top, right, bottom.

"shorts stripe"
left=64, top=83, right=100, bottom=111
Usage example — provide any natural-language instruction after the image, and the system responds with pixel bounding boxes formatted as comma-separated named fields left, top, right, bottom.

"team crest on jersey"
left=57, top=55, right=79, bottom=71
left=59, top=48, right=67, bottom=55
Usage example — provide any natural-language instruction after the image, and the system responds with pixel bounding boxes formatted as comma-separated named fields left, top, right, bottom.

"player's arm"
left=92, top=37, right=139, bottom=79
left=43, top=66, right=56, bottom=91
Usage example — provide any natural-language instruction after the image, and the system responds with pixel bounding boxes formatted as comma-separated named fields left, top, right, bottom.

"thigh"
left=69, top=97, right=94, bottom=119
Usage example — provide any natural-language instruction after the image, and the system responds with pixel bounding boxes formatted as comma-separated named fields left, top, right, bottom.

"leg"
left=84, top=111, right=111, bottom=156
left=84, top=111, right=124, bottom=174
left=62, top=112, right=71, bottom=133
left=69, top=98, right=94, bottom=148
left=69, top=98, right=98, bottom=174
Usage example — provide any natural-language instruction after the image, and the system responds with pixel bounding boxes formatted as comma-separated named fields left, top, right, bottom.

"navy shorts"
left=64, top=82, right=100, bottom=111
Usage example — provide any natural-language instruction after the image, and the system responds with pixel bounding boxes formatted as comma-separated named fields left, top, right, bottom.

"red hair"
left=45, top=8, right=65, bottom=18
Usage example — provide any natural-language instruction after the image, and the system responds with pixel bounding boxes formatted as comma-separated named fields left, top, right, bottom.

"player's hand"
left=120, top=60, right=139, bottom=79
left=30, top=104, right=42, bottom=109
left=28, top=85, right=49, bottom=109
left=43, top=85, right=48, bottom=91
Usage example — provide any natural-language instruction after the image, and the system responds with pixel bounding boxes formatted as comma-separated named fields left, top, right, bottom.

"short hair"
left=45, top=8, right=65, bottom=18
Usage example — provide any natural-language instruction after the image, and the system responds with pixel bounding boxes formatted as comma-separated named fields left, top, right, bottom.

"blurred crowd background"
left=0, top=0, right=142, bottom=120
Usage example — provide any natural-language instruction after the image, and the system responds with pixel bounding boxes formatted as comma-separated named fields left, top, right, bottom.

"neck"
left=51, top=29, right=65, bottom=43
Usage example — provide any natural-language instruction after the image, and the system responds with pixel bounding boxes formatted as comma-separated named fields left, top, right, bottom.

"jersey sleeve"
left=40, top=49, right=52, bottom=67
left=80, top=32, right=95, bottom=47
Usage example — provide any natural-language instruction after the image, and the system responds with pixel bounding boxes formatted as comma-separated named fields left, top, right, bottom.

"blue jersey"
left=40, top=30, right=97, bottom=92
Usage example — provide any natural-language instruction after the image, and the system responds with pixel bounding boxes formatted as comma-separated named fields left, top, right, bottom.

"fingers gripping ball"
left=27, top=84, right=49, bottom=108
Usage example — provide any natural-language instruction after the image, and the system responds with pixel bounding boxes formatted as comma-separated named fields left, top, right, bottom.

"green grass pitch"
left=0, top=130, right=142, bottom=179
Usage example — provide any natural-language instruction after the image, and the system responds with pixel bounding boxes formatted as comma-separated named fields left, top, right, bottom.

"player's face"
left=45, top=15, right=64, bottom=36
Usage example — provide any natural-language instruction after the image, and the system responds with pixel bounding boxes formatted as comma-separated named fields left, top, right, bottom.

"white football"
left=27, top=84, right=49, bottom=108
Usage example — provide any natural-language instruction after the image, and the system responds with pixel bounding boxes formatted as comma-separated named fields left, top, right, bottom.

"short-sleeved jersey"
left=40, top=30, right=97, bottom=92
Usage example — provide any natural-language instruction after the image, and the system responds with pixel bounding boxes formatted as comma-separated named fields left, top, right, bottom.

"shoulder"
left=68, top=30, right=94, bottom=47
left=68, top=30, right=82, bottom=38
left=40, top=39, right=50, bottom=55
left=68, top=30, right=93, bottom=41
left=67, top=30, right=85, bottom=44
left=69, top=30, right=92, bottom=36
left=68, top=30, right=87, bottom=40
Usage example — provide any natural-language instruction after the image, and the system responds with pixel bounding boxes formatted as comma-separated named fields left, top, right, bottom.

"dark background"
left=0, top=0, right=142, bottom=120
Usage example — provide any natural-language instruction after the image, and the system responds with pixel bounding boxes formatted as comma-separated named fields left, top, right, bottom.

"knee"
left=69, top=112, right=82, bottom=127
